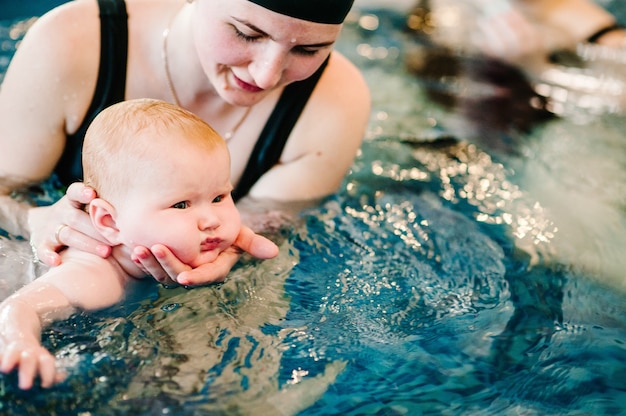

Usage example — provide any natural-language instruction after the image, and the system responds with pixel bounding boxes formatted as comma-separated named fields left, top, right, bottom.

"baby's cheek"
left=228, top=218, right=243, bottom=245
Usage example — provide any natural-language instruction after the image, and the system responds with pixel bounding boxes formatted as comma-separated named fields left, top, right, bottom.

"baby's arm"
left=0, top=281, right=73, bottom=389
left=0, top=252, right=129, bottom=389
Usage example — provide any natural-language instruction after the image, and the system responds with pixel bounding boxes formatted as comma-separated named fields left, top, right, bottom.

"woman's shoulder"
left=307, top=51, right=371, bottom=126
left=31, top=0, right=99, bottom=31
left=306, top=51, right=371, bottom=120
left=0, top=0, right=103, bottom=158
left=324, top=51, right=370, bottom=101
left=14, top=1, right=104, bottom=94
left=20, top=1, right=101, bottom=58
left=288, top=51, right=370, bottom=153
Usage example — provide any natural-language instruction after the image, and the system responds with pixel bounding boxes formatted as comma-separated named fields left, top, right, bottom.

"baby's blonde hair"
left=83, top=98, right=226, bottom=202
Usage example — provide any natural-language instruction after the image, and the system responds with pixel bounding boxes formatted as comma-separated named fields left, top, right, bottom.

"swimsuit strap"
left=232, top=56, right=330, bottom=201
left=586, top=23, right=624, bottom=43
left=54, top=0, right=128, bottom=185
left=92, top=0, right=128, bottom=107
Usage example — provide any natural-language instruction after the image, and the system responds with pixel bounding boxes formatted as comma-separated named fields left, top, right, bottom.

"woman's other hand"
left=131, top=225, right=279, bottom=286
left=27, top=182, right=112, bottom=266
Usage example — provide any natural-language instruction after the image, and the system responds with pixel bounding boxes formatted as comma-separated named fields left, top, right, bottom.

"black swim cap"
left=247, top=0, right=354, bottom=24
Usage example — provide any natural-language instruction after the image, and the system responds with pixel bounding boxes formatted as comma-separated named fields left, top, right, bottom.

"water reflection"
left=0, top=17, right=35, bottom=84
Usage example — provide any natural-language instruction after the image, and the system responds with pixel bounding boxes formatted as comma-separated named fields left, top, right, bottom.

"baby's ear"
left=89, top=198, right=122, bottom=245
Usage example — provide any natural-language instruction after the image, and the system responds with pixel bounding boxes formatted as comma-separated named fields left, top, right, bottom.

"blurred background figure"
left=396, top=0, right=626, bottom=150
left=404, top=0, right=625, bottom=65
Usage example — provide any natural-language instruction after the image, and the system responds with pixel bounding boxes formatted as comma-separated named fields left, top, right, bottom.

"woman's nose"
left=250, top=48, right=286, bottom=90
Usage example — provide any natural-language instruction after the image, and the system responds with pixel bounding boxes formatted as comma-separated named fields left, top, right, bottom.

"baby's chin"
left=187, top=251, right=221, bottom=269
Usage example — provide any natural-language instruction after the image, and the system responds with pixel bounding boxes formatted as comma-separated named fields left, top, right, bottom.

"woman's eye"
left=292, top=46, right=319, bottom=57
left=172, top=201, right=189, bottom=209
left=234, top=27, right=260, bottom=42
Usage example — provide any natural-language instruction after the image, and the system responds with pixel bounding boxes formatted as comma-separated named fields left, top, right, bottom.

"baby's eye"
left=172, top=201, right=189, bottom=209
left=212, top=194, right=225, bottom=203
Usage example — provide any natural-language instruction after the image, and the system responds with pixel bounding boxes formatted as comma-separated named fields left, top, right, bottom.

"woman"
left=0, top=0, right=370, bottom=285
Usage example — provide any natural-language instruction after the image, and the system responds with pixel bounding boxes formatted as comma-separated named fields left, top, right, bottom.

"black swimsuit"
left=55, top=0, right=127, bottom=186
left=54, top=0, right=328, bottom=201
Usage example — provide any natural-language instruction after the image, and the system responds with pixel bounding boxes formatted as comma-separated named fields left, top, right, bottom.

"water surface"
left=1, top=2, right=625, bottom=415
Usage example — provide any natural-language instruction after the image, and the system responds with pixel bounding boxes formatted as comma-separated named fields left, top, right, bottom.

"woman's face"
left=191, top=0, right=343, bottom=106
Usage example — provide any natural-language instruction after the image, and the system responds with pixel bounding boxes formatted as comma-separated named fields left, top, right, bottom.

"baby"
left=0, top=98, right=278, bottom=390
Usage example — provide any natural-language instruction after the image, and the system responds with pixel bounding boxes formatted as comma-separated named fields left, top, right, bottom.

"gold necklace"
left=161, top=15, right=252, bottom=141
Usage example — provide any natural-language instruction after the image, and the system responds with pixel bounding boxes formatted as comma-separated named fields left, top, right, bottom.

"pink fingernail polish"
left=96, top=245, right=111, bottom=258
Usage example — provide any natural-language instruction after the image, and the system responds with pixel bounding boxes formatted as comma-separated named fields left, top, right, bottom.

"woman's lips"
left=233, top=73, right=263, bottom=93
left=201, top=238, right=223, bottom=251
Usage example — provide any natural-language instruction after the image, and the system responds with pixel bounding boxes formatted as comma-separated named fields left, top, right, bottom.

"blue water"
left=1, top=2, right=626, bottom=415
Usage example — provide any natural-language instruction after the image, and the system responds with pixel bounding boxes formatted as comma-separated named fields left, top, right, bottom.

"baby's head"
left=83, top=99, right=241, bottom=268
left=83, top=98, right=227, bottom=204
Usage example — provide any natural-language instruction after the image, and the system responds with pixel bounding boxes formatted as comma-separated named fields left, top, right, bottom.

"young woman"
left=0, top=0, right=370, bottom=285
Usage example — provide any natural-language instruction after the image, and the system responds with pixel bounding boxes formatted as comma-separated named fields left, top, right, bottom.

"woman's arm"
left=0, top=2, right=100, bottom=241
left=0, top=192, right=31, bottom=238
left=0, top=5, right=86, bottom=187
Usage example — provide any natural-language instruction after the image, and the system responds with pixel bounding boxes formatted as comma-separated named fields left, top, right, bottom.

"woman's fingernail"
left=45, top=253, right=62, bottom=267
left=96, top=245, right=111, bottom=258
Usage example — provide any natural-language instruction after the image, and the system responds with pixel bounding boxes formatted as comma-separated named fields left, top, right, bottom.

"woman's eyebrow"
left=233, top=18, right=270, bottom=37
left=232, top=18, right=336, bottom=47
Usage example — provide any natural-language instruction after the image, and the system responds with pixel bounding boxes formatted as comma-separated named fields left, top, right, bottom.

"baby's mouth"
left=201, top=238, right=222, bottom=251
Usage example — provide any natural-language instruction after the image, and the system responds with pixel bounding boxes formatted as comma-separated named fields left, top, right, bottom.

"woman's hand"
left=27, top=182, right=112, bottom=266
left=131, top=225, right=280, bottom=286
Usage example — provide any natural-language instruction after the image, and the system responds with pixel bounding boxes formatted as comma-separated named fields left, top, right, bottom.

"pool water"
left=1, top=2, right=626, bottom=415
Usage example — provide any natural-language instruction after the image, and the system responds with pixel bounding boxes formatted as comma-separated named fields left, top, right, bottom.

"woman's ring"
left=55, top=224, right=68, bottom=245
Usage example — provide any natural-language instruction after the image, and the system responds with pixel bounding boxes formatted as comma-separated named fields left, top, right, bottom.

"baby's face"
left=114, top=144, right=241, bottom=268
